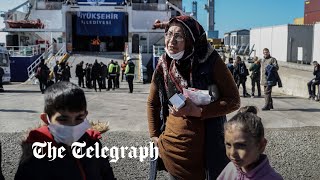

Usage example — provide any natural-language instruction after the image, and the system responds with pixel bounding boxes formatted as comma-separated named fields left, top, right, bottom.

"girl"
left=218, top=106, right=283, bottom=180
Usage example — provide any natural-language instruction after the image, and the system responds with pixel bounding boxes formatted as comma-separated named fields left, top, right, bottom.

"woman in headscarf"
left=148, top=16, right=240, bottom=180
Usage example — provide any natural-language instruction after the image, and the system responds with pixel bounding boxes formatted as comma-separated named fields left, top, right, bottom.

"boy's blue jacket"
left=15, top=126, right=116, bottom=180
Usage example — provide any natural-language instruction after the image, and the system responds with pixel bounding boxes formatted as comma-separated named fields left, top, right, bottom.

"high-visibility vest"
left=108, top=63, right=118, bottom=74
left=125, top=63, right=135, bottom=76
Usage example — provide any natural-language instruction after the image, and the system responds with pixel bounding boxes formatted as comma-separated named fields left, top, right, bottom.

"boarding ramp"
left=25, top=44, right=53, bottom=81
left=24, top=44, right=69, bottom=84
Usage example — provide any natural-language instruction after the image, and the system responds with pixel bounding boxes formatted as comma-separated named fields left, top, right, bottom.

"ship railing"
left=131, top=3, right=167, bottom=11
left=36, top=1, right=63, bottom=10
left=6, top=45, right=44, bottom=57
left=26, top=44, right=53, bottom=79
left=45, top=44, right=66, bottom=70
left=153, top=45, right=165, bottom=57
left=25, top=44, right=66, bottom=84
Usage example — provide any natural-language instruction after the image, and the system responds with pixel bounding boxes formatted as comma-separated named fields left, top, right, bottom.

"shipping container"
left=305, top=11, right=320, bottom=24
left=304, top=0, right=320, bottom=24
left=305, top=0, right=320, bottom=13
left=250, top=24, right=313, bottom=63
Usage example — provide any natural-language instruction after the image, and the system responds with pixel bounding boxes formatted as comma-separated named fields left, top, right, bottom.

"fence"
left=6, top=45, right=44, bottom=57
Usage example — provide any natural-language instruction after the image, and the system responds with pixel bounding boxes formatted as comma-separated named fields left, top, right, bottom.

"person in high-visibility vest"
left=107, top=60, right=118, bottom=90
left=125, top=59, right=135, bottom=93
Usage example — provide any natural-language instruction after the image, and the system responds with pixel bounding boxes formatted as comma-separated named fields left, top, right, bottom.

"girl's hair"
left=44, top=81, right=87, bottom=118
left=224, top=106, right=264, bottom=143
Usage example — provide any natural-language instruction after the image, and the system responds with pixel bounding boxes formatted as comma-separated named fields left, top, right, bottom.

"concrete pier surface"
left=0, top=54, right=319, bottom=179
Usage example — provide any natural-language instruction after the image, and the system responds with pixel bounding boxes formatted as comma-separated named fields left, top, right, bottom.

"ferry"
left=0, top=0, right=181, bottom=82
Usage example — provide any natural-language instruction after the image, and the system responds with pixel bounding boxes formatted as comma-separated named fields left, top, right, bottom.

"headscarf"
left=165, top=16, right=213, bottom=62
left=154, top=16, right=215, bottom=96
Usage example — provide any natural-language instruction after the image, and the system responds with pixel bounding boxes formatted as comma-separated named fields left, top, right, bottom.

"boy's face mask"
left=47, top=115, right=91, bottom=146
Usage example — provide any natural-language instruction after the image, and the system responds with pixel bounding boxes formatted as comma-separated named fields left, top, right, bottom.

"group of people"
left=75, top=59, right=135, bottom=93
left=226, top=48, right=281, bottom=111
left=35, top=57, right=136, bottom=94
left=36, top=59, right=71, bottom=93
left=76, top=60, right=107, bottom=92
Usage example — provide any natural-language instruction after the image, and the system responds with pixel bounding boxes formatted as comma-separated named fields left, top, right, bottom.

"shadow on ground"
left=272, top=108, right=320, bottom=112
left=0, top=109, right=38, bottom=113
left=0, top=90, right=40, bottom=94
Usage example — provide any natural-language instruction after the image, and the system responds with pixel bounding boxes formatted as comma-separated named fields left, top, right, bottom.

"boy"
left=15, top=81, right=115, bottom=180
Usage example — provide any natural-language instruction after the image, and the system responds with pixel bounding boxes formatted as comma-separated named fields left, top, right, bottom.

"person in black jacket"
left=53, top=61, right=60, bottom=83
left=57, top=62, right=70, bottom=82
left=100, top=62, right=108, bottom=89
left=85, top=63, right=92, bottom=89
left=307, top=61, right=320, bottom=100
left=91, top=59, right=102, bottom=92
left=234, top=56, right=250, bottom=97
left=249, top=57, right=261, bottom=97
left=75, top=61, right=85, bottom=88
left=65, top=62, right=72, bottom=82
left=15, top=81, right=116, bottom=180
left=35, top=58, right=50, bottom=94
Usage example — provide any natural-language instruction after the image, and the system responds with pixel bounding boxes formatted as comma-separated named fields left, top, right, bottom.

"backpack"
left=112, top=65, right=117, bottom=74
left=239, top=64, right=249, bottom=77
left=128, top=63, right=135, bottom=74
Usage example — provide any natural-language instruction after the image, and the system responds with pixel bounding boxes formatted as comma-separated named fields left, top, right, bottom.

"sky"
left=214, top=0, right=305, bottom=37
left=0, top=0, right=306, bottom=42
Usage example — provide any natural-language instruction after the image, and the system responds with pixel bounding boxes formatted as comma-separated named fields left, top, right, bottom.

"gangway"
left=26, top=44, right=53, bottom=80
left=24, top=44, right=68, bottom=84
